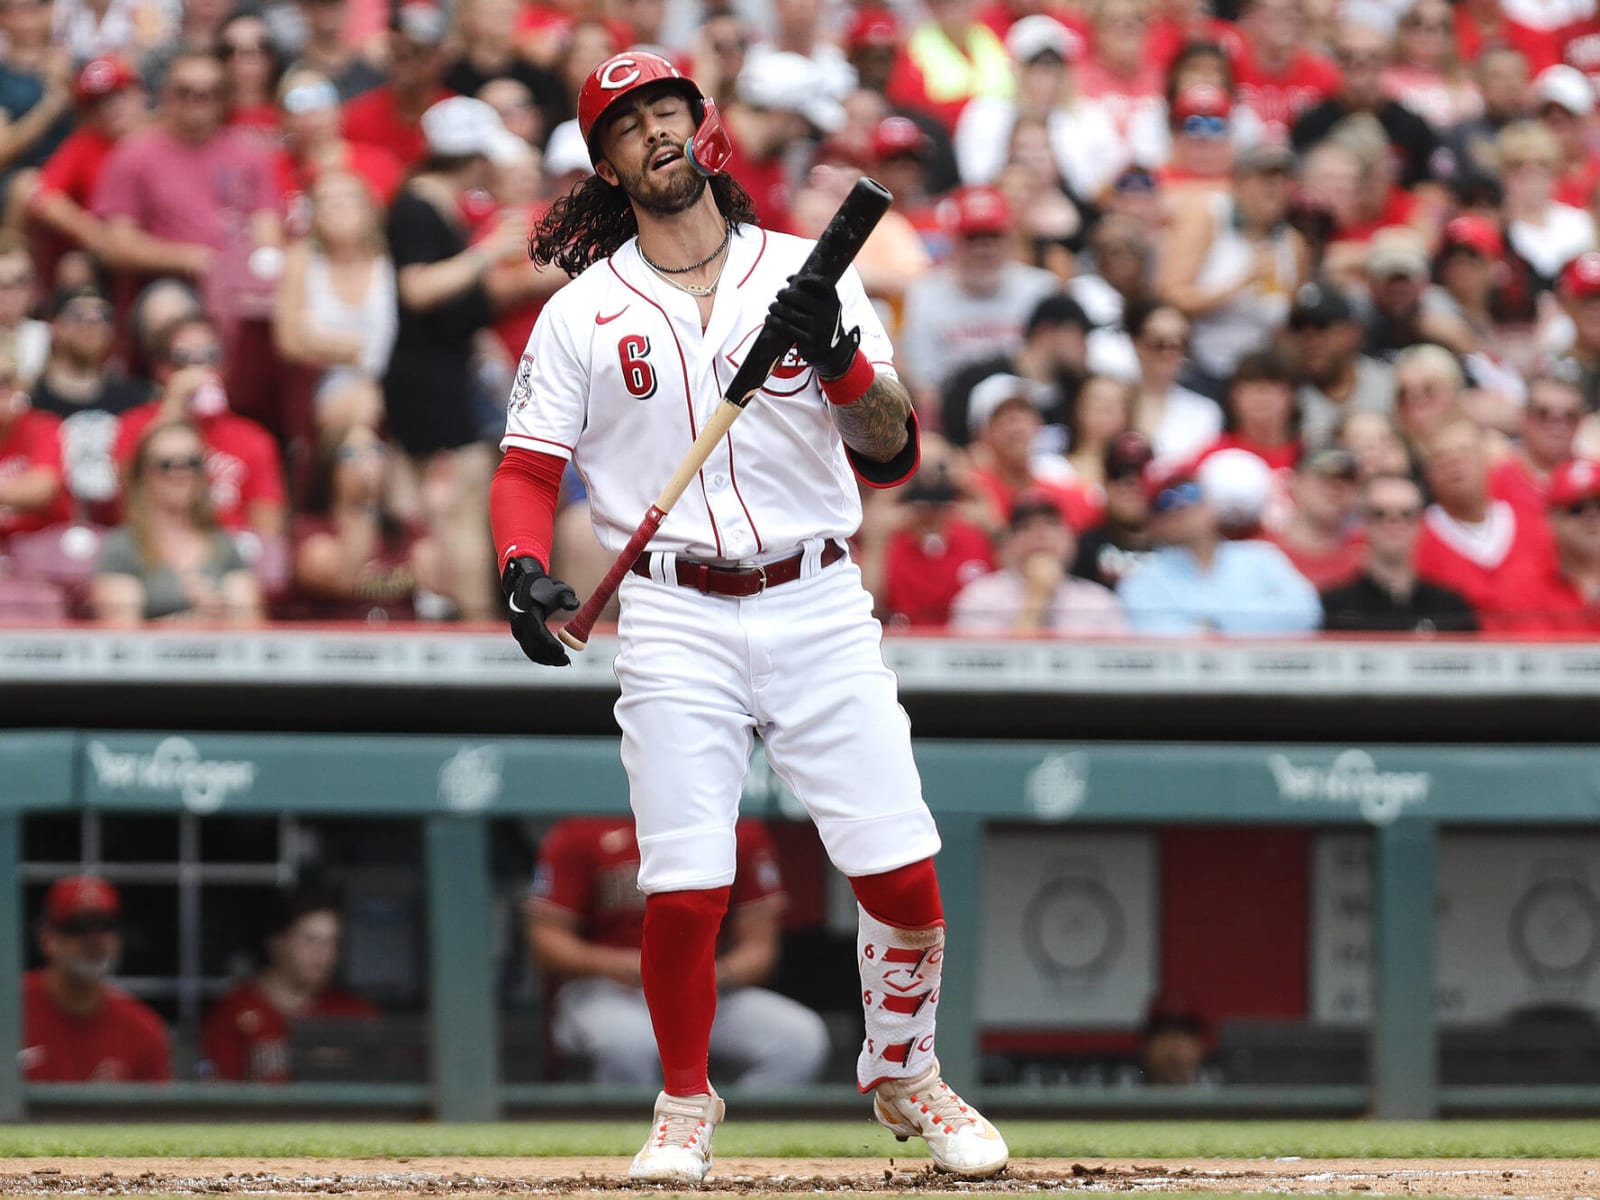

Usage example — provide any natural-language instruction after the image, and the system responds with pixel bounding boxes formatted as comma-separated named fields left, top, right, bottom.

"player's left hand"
left=765, top=273, right=861, bottom=380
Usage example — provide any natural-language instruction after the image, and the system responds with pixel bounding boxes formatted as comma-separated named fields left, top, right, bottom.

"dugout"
left=3, top=629, right=1600, bottom=1121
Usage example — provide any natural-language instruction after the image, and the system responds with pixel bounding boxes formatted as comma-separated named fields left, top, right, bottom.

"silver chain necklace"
left=639, top=225, right=732, bottom=297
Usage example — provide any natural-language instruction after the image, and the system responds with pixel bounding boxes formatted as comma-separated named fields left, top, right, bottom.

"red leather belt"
left=631, top=540, right=847, bottom=597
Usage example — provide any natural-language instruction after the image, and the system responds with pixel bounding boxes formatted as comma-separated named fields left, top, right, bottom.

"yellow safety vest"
left=906, top=23, right=1015, bottom=105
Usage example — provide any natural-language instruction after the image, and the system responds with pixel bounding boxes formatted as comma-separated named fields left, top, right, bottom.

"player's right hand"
left=502, top=556, right=580, bottom=667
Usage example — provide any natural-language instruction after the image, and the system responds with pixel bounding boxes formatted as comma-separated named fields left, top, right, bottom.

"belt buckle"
left=748, top=563, right=768, bottom=595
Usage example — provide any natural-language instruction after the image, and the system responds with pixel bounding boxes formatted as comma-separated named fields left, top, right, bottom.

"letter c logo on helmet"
left=599, top=58, right=642, bottom=90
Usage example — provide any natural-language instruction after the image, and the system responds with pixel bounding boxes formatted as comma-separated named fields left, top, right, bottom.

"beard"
left=615, top=151, right=707, bottom=217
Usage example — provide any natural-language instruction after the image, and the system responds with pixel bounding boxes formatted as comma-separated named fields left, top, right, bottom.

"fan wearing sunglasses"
left=92, top=418, right=263, bottom=625
left=1321, top=472, right=1477, bottom=632
left=1162, top=84, right=1234, bottom=197
left=110, top=314, right=286, bottom=538
left=22, top=875, right=170, bottom=1082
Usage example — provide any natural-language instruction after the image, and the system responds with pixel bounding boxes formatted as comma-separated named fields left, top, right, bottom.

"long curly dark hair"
left=530, top=173, right=758, bottom=278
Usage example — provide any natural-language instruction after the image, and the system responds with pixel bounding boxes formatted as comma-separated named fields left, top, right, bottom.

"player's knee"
left=850, top=857, right=943, bottom=928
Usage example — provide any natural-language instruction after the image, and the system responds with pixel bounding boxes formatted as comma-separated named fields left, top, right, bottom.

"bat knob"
left=557, top=628, right=588, bottom=652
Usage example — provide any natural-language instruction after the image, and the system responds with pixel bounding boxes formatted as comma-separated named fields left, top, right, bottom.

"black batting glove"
left=502, top=556, right=579, bottom=667
left=765, top=273, right=861, bottom=380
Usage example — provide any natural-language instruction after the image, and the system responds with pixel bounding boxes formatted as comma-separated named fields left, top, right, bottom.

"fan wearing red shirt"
left=1491, top=372, right=1584, bottom=523
left=342, top=5, right=453, bottom=166
left=201, top=884, right=378, bottom=1082
left=1191, top=351, right=1303, bottom=475
left=967, top=377, right=1098, bottom=531
left=720, top=58, right=840, bottom=234
left=526, top=817, right=830, bottom=1086
left=1231, top=0, right=1340, bottom=141
left=1266, top=446, right=1366, bottom=590
left=876, top=460, right=996, bottom=626
left=1486, top=458, right=1600, bottom=631
left=22, top=876, right=171, bottom=1083
left=112, top=314, right=286, bottom=536
left=1415, top=413, right=1545, bottom=612
left=276, top=69, right=404, bottom=235
left=0, top=372, right=70, bottom=542
left=28, top=56, right=146, bottom=255
left=1460, top=0, right=1560, bottom=71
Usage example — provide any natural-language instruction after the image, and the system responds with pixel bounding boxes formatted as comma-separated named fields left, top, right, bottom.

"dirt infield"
left=0, top=1157, right=1595, bottom=1197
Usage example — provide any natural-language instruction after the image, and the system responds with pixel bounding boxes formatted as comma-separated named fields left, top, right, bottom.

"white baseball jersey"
left=501, top=225, right=900, bottom=560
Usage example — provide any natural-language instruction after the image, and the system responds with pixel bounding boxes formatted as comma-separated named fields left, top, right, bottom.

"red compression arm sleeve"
left=490, top=447, right=566, bottom=571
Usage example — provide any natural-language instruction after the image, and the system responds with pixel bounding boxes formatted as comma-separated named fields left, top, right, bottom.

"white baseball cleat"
left=873, top=1058, right=1009, bottom=1178
left=629, top=1089, right=726, bottom=1184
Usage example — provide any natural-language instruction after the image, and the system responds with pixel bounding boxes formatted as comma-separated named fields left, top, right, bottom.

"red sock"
left=849, top=858, right=943, bottom=928
left=641, top=887, right=730, bottom=1096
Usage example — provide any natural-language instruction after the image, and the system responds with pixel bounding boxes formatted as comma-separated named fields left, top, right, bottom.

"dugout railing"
left=5, top=630, right=1600, bottom=1121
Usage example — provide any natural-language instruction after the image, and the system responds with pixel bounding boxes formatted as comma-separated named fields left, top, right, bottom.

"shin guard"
left=855, top=905, right=944, bottom=1092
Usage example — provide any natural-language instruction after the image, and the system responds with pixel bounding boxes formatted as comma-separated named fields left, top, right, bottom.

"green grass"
left=0, top=1120, right=1599, bottom=1160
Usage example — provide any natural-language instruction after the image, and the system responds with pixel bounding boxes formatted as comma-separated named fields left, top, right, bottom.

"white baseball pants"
left=550, top=977, right=831, bottom=1086
left=613, top=547, right=942, bottom=894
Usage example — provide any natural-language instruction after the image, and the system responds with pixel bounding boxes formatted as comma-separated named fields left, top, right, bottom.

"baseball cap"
left=1009, top=488, right=1064, bottom=530
left=967, top=372, right=1044, bottom=437
left=1439, top=214, right=1503, bottom=260
left=845, top=7, right=899, bottom=50
left=1549, top=458, right=1600, bottom=507
left=544, top=119, right=594, bottom=178
left=1172, top=83, right=1231, bottom=122
left=871, top=115, right=929, bottom=161
left=940, top=184, right=1012, bottom=237
left=1197, top=448, right=1272, bottom=529
left=1104, top=429, right=1153, bottom=481
left=1301, top=445, right=1360, bottom=479
left=74, top=56, right=140, bottom=105
left=736, top=52, right=846, bottom=134
left=48, top=283, right=110, bottom=320
left=45, top=875, right=120, bottom=927
left=394, top=1, right=447, bottom=45
left=1534, top=64, right=1596, bottom=116
left=1561, top=251, right=1600, bottom=299
left=1289, top=280, right=1354, bottom=328
left=422, top=96, right=526, bottom=164
left=1367, top=230, right=1430, bottom=281
left=1005, top=14, right=1081, bottom=63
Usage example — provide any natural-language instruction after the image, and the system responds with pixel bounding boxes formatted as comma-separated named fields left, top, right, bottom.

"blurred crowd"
left=2, top=0, right=1600, bottom=632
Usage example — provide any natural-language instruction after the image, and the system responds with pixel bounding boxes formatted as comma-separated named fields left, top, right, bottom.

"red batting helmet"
left=577, top=51, right=730, bottom=176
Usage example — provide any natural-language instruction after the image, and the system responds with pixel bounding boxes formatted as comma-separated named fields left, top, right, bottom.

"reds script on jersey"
left=503, top=227, right=896, bottom=558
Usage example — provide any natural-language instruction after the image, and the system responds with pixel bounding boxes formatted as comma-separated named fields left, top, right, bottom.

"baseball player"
left=489, top=51, right=1009, bottom=1184
left=527, top=816, right=830, bottom=1087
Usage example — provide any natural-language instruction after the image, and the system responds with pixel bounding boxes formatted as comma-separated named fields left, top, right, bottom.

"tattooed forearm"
left=831, top=374, right=910, bottom=462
